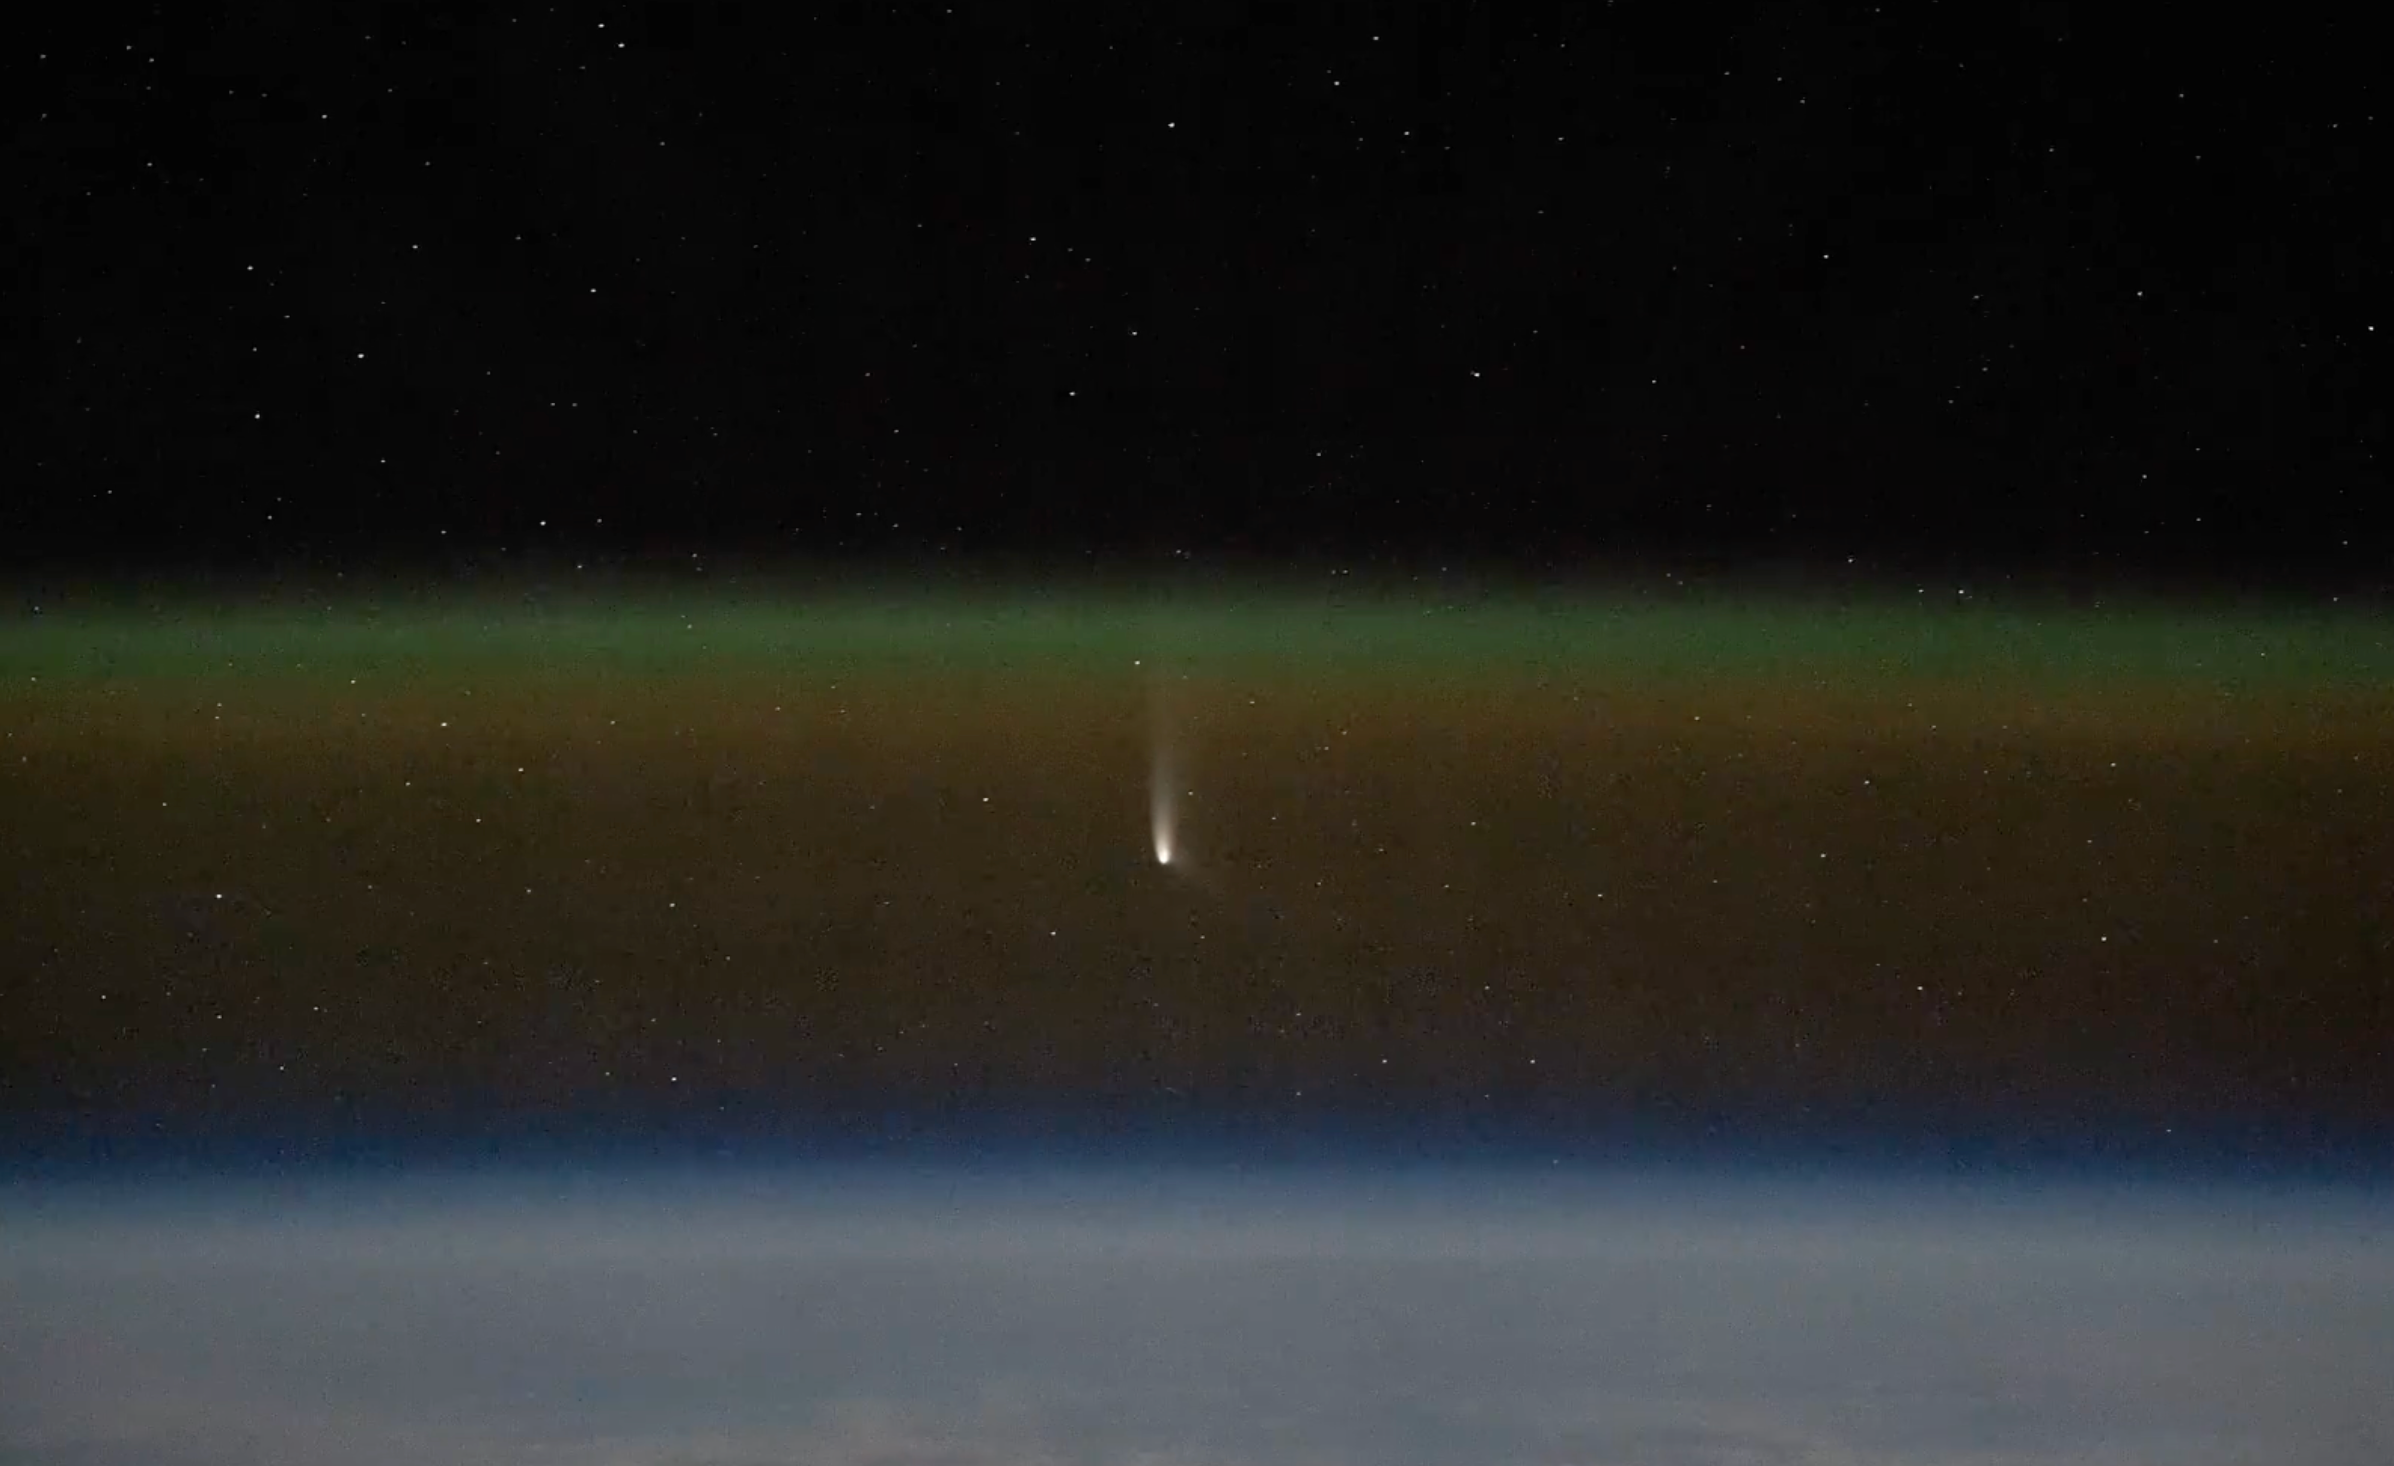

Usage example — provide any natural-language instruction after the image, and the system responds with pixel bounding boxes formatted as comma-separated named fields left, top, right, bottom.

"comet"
left=1147, top=666, right=1179, bottom=868
left=1149, top=714, right=1178, bottom=867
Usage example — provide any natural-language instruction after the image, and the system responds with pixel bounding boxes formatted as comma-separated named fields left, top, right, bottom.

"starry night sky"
left=6, top=6, right=2390, bottom=1171
left=13, top=4, right=2383, bottom=577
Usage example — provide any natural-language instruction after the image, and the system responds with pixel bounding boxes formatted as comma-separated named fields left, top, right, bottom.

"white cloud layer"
left=4, top=1170, right=2388, bottom=1466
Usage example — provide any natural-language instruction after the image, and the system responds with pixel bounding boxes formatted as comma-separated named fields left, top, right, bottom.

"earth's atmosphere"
left=9, top=592, right=2392, bottom=1144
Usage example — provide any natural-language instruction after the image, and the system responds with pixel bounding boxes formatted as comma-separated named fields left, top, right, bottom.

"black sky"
left=12, top=3, right=2383, bottom=580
